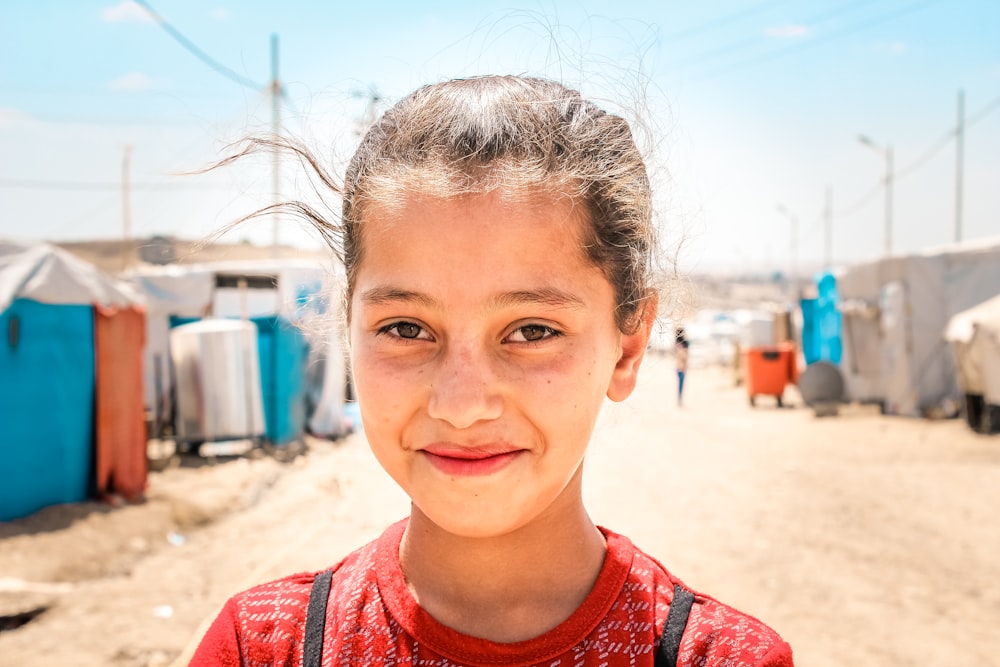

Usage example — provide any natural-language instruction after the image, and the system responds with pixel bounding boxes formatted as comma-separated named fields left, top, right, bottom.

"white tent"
left=1, top=239, right=141, bottom=311
left=836, top=236, right=1000, bottom=417
left=945, top=293, right=1000, bottom=406
left=126, top=259, right=349, bottom=439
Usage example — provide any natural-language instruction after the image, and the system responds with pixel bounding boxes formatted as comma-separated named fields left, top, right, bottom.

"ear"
left=607, top=292, right=658, bottom=402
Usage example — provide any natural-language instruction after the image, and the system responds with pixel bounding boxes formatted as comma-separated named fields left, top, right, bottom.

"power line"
left=670, top=0, right=870, bottom=70
left=834, top=182, right=883, bottom=219
left=686, top=0, right=944, bottom=84
left=895, top=95, right=1000, bottom=179
left=662, top=0, right=793, bottom=42
left=967, top=94, right=1000, bottom=126
left=133, top=0, right=265, bottom=92
left=891, top=98, right=995, bottom=185
left=832, top=93, right=1000, bottom=221
left=132, top=1, right=297, bottom=132
left=893, top=130, right=954, bottom=181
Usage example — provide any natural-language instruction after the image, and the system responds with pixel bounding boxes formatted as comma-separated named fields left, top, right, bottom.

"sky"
left=1, top=0, right=998, bottom=276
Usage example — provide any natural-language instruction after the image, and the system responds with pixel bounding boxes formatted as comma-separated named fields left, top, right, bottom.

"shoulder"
left=624, top=539, right=793, bottom=666
left=190, top=537, right=382, bottom=666
left=680, top=591, right=793, bottom=666
left=229, top=538, right=378, bottom=626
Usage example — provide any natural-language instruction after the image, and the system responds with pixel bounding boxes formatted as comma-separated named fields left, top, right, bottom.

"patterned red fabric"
left=191, top=520, right=792, bottom=666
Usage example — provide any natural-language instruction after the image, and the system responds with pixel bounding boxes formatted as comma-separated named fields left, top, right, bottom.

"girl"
left=675, top=327, right=690, bottom=406
left=191, top=75, right=793, bottom=666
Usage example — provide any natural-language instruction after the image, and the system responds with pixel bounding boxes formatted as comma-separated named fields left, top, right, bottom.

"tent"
left=1, top=241, right=146, bottom=521
left=836, top=236, right=1000, bottom=417
left=945, top=293, right=1000, bottom=433
left=127, top=259, right=348, bottom=445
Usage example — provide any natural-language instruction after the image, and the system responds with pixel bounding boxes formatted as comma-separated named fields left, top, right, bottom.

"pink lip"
left=421, top=444, right=525, bottom=477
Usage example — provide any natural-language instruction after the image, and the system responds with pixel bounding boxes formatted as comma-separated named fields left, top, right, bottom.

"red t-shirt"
left=191, top=520, right=792, bottom=666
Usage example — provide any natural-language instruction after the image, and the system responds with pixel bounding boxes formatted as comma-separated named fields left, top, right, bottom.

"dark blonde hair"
left=225, top=75, right=657, bottom=332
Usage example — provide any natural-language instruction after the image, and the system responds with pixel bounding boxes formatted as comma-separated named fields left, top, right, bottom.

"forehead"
left=352, top=189, right=606, bottom=297
left=360, top=188, right=590, bottom=257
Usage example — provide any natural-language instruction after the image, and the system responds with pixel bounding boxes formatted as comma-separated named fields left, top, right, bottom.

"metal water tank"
left=169, top=319, right=265, bottom=445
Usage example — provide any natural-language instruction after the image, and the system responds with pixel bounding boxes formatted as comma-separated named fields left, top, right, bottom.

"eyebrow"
left=358, top=286, right=586, bottom=311
left=489, top=288, right=586, bottom=310
left=359, top=287, right=436, bottom=307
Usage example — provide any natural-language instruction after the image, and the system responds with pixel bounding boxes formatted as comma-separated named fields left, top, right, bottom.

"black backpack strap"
left=654, top=584, right=696, bottom=667
left=303, top=569, right=334, bottom=667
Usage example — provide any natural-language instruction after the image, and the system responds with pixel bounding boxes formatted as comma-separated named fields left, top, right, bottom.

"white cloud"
left=102, top=2, right=154, bottom=23
left=765, top=24, right=809, bottom=39
left=211, top=7, right=231, bottom=20
left=108, top=72, right=154, bottom=92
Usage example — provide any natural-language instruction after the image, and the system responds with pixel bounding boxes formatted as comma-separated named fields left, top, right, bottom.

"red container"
left=744, top=342, right=797, bottom=407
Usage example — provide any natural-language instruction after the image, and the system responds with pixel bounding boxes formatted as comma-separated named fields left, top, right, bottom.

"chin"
left=418, top=504, right=533, bottom=540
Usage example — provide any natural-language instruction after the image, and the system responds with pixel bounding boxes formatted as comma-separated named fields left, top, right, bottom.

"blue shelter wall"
left=0, top=299, right=95, bottom=521
left=253, top=316, right=309, bottom=445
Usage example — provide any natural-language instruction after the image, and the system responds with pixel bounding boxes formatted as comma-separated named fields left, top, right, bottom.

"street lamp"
left=858, top=134, right=894, bottom=256
left=775, top=204, right=799, bottom=299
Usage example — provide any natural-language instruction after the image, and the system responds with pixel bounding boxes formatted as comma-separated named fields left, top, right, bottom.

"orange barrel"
left=744, top=345, right=793, bottom=407
left=778, top=340, right=799, bottom=385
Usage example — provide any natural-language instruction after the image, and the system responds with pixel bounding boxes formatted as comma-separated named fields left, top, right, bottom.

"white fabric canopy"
left=945, top=293, right=1000, bottom=345
left=945, top=293, right=1000, bottom=402
left=0, top=240, right=143, bottom=312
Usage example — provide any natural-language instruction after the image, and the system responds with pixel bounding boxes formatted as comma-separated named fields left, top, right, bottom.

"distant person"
left=675, top=327, right=690, bottom=406
left=191, top=76, right=792, bottom=666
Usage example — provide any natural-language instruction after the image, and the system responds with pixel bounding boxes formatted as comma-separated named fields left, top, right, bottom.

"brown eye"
left=508, top=325, right=559, bottom=343
left=395, top=322, right=423, bottom=339
left=378, top=321, right=427, bottom=340
left=519, top=325, right=549, bottom=342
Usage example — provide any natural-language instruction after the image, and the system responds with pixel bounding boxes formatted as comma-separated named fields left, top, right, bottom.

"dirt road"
left=1, top=356, right=998, bottom=666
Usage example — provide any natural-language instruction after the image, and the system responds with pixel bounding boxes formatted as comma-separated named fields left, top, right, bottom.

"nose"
left=426, top=342, right=503, bottom=429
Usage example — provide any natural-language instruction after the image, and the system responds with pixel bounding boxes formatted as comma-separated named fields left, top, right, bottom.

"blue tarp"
left=1, top=298, right=95, bottom=521
left=800, top=272, right=843, bottom=366
left=253, top=316, right=309, bottom=445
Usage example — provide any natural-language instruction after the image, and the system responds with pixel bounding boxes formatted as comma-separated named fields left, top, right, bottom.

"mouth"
left=421, top=444, right=525, bottom=477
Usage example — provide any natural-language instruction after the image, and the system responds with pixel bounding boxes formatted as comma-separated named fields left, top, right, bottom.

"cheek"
left=520, top=346, right=610, bottom=412
left=351, top=345, right=428, bottom=428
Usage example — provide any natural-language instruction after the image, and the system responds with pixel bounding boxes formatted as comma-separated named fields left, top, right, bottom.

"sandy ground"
left=1, top=355, right=999, bottom=667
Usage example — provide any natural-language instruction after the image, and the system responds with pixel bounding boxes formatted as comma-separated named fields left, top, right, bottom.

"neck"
left=398, top=471, right=607, bottom=642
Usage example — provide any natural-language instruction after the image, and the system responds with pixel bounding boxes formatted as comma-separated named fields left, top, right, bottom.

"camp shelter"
left=0, top=240, right=146, bottom=522
left=945, top=293, right=1000, bottom=433
left=127, top=259, right=348, bottom=445
left=836, top=236, right=1000, bottom=417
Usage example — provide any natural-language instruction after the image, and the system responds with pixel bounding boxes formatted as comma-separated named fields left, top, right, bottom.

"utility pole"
left=823, top=186, right=833, bottom=270
left=886, top=146, right=894, bottom=256
left=270, top=33, right=281, bottom=259
left=121, top=144, right=133, bottom=272
left=955, top=89, right=965, bottom=243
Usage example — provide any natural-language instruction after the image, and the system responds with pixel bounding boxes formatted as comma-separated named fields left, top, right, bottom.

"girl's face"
left=349, top=189, right=652, bottom=538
